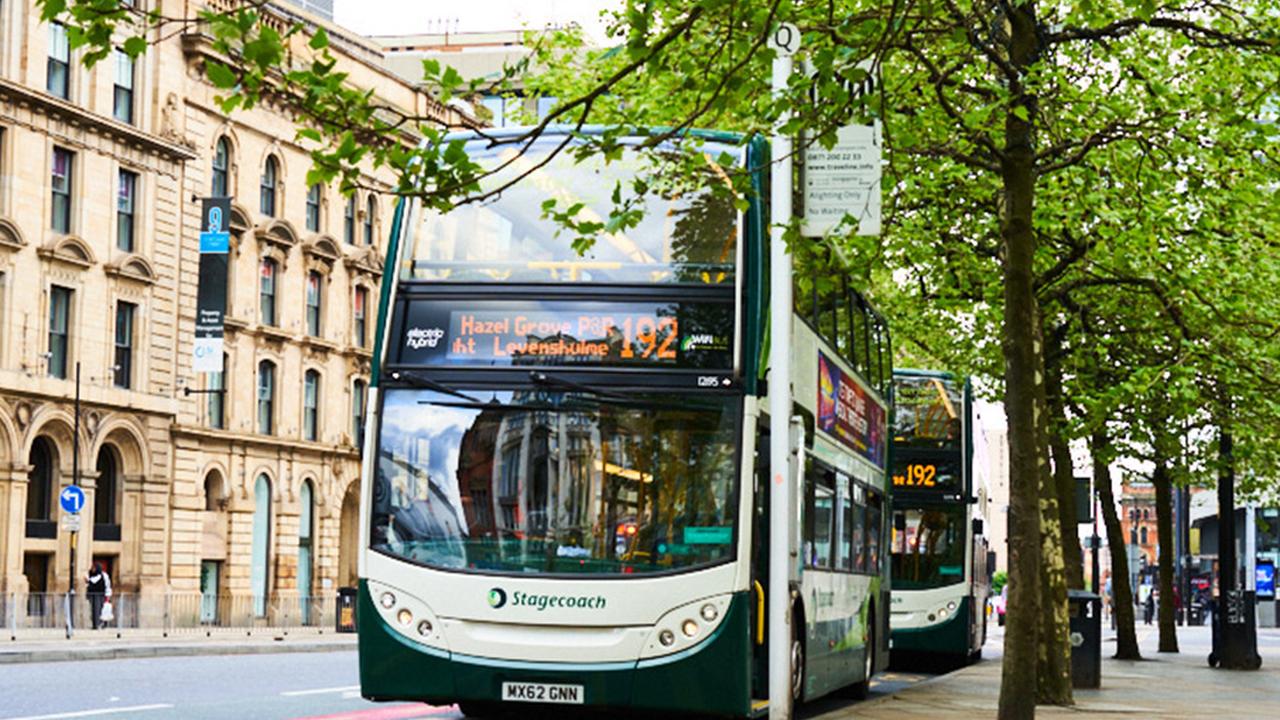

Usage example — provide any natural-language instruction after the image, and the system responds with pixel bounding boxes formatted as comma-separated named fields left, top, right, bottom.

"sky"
left=334, top=0, right=618, bottom=40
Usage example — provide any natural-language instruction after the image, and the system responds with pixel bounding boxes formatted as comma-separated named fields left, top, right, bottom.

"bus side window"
left=816, top=285, right=836, bottom=351
left=868, top=318, right=883, bottom=395
left=805, top=464, right=835, bottom=569
left=865, top=491, right=883, bottom=574
left=852, top=490, right=867, bottom=572
left=836, top=475, right=853, bottom=571
left=835, top=279, right=853, bottom=361
left=852, top=297, right=870, bottom=379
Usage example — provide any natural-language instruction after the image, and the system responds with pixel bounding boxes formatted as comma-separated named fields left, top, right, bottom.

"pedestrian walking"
left=86, top=562, right=112, bottom=629
left=1143, top=590, right=1155, bottom=625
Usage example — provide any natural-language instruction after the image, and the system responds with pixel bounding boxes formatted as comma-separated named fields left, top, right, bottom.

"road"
left=0, top=645, right=954, bottom=720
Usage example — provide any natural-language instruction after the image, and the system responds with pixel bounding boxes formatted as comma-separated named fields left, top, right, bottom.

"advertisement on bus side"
left=818, top=351, right=886, bottom=468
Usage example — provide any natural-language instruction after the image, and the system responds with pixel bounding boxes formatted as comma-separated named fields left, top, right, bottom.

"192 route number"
left=500, top=681, right=584, bottom=704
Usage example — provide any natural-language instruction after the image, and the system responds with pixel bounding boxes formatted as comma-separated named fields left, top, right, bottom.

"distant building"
left=374, top=30, right=564, bottom=126
left=283, top=0, right=335, bottom=22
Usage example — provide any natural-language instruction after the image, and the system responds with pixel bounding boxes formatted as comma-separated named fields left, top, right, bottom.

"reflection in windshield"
left=893, top=375, right=963, bottom=449
left=370, top=389, right=740, bottom=575
left=401, top=138, right=740, bottom=285
left=890, top=507, right=965, bottom=589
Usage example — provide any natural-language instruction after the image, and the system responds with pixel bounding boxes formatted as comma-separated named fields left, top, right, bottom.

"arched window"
left=305, top=184, right=322, bottom=232
left=212, top=137, right=230, bottom=197
left=305, top=271, right=322, bottom=337
left=363, top=195, right=376, bottom=246
left=352, top=379, right=367, bottom=451
left=352, top=287, right=368, bottom=348
left=251, top=474, right=272, bottom=617
left=259, top=258, right=277, bottom=326
left=1139, top=526, right=1148, bottom=545
left=203, top=471, right=224, bottom=512
left=303, top=370, right=320, bottom=441
left=260, top=156, right=278, bottom=217
left=94, top=447, right=119, bottom=528
left=299, top=479, right=314, bottom=620
left=344, top=195, right=357, bottom=245
left=26, top=438, right=56, bottom=523
left=257, top=360, right=275, bottom=435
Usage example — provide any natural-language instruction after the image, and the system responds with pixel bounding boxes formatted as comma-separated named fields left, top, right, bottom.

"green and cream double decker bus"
left=888, top=370, right=990, bottom=666
left=355, top=128, right=893, bottom=717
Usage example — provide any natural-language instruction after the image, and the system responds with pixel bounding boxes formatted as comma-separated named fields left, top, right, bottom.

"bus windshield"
left=890, top=506, right=967, bottom=589
left=370, top=388, right=740, bottom=576
left=400, top=137, right=740, bottom=285
left=893, top=375, right=963, bottom=450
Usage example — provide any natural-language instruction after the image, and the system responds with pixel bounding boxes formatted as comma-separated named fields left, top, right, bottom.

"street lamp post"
left=67, top=361, right=81, bottom=638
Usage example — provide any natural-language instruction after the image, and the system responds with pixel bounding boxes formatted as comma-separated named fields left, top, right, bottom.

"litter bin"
left=1068, top=590, right=1101, bottom=689
left=336, top=587, right=358, bottom=633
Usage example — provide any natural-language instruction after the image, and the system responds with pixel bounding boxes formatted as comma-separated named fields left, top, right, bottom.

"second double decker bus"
left=354, top=127, right=893, bottom=717
left=888, top=370, right=990, bottom=666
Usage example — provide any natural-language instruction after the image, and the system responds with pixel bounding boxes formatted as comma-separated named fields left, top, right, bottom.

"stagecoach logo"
left=406, top=327, right=445, bottom=350
left=486, top=587, right=607, bottom=611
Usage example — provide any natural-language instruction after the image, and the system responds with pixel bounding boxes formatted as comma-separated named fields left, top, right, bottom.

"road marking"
left=289, top=705, right=456, bottom=720
left=1, top=704, right=174, bottom=720
left=281, top=685, right=361, bottom=697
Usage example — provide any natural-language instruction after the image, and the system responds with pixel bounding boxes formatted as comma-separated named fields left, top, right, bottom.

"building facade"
left=0, top=1, right=465, bottom=624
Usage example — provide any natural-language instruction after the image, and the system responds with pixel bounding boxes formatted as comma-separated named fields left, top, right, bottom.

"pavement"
left=813, top=623, right=1280, bottom=719
left=0, top=629, right=356, bottom=664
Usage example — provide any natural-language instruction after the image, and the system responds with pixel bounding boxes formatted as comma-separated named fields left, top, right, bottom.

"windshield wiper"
left=387, top=370, right=482, bottom=403
left=528, top=370, right=631, bottom=402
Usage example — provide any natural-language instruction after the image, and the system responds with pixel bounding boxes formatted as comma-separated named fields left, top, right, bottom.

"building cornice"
left=0, top=78, right=198, bottom=162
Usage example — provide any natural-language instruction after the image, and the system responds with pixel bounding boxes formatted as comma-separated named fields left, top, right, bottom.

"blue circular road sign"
left=59, top=485, right=86, bottom=514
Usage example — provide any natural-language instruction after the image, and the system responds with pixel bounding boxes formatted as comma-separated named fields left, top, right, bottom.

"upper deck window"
left=402, top=137, right=741, bottom=286
left=893, top=375, right=963, bottom=450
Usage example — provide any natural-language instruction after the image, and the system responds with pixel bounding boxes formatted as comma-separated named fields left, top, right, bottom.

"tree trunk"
left=1035, top=319, right=1073, bottom=705
left=1045, top=369, right=1084, bottom=589
left=1153, top=456, right=1179, bottom=653
left=1092, top=429, right=1141, bottom=660
left=996, top=5, right=1045, bottom=718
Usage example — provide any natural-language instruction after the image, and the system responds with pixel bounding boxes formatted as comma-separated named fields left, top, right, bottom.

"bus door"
left=750, top=425, right=770, bottom=700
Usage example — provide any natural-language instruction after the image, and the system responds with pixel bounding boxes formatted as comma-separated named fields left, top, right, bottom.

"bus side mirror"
left=972, top=518, right=985, bottom=536
left=894, top=513, right=906, bottom=532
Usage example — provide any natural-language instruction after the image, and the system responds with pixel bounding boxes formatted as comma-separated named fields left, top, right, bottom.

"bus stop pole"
left=768, top=22, right=797, bottom=720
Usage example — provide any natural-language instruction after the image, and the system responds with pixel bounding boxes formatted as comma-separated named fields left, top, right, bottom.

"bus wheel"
left=790, top=622, right=805, bottom=703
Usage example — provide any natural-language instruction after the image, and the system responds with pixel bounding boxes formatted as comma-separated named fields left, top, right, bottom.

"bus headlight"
left=397, top=608, right=413, bottom=626
left=380, top=592, right=396, bottom=609
left=418, top=619, right=433, bottom=636
left=947, top=601, right=957, bottom=611
left=641, top=594, right=731, bottom=660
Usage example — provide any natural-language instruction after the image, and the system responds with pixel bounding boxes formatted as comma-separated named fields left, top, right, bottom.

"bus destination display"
left=394, top=299, right=734, bottom=370
left=891, top=457, right=961, bottom=495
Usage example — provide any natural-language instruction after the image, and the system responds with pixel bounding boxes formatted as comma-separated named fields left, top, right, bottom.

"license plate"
left=501, top=681, right=584, bottom=704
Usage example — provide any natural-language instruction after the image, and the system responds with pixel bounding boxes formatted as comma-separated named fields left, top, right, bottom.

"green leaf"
left=205, top=61, right=238, bottom=89
left=309, top=27, right=329, bottom=50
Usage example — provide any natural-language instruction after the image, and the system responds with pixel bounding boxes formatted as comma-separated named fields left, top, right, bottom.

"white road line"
left=2, top=704, right=174, bottom=720
left=280, top=685, right=361, bottom=697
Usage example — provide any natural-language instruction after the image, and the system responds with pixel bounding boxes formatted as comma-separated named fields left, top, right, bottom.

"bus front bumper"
left=890, top=595, right=971, bottom=655
left=357, top=580, right=753, bottom=717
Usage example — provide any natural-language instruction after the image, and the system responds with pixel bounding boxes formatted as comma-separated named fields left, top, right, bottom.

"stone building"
left=0, top=1, right=466, bottom=624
